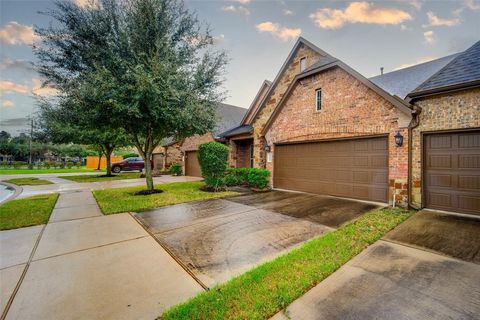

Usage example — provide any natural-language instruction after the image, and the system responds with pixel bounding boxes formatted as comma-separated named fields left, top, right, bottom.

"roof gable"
left=262, top=60, right=413, bottom=135
left=409, top=40, right=480, bottom=97
left=241, top=80, right=271, bottom=125
left=248, top=37, right=333, bottom=123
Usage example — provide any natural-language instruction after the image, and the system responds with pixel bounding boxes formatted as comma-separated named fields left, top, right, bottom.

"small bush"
left=66, top=161, right=74, bottom=169
left=43, top=161, right=51, bottom=169
left=13, top=161, right=26, bottom=169
left=59, top=162, right=66, bottom=169
left=198, top=142, right=229, bottom=191
left=28, top=163, right=34, bottom=170
left=169, top=163, right=182, bottom=176
left=224, top=168, right=250, bottom=186
left=247, top=168, right=270, bottom=189
left=123, top=153, right=139, bottom=159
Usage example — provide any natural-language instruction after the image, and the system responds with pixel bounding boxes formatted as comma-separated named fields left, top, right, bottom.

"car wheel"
left=112, top=166, right=121, bottom=173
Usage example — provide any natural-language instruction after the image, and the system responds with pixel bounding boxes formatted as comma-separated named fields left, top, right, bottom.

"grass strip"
left=61, top=172, right=141, bottom=183
left=160, top=207, right=415, bottom=320
left=0, top=194, right=59, bottom=230
left=3, top=177, right=53, bottom=186
left=0, top=167, right=94, bottom=174
left=93, top=181, right=239, bottom=214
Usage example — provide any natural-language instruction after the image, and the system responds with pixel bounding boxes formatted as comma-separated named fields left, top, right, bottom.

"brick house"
left=152, top=103, right=246, bottom=176
left=222, top=37, right=479, bottom=214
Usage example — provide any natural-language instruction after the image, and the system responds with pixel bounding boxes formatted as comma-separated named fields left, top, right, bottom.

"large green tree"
left=35, top=0, right=227, bottom=191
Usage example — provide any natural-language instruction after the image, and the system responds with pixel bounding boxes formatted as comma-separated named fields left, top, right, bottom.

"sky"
left=1, top=0, right=479, bottom=135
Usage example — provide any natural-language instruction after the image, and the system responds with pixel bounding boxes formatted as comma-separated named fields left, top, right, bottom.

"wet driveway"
left=133, top=190, right=378, bottom=287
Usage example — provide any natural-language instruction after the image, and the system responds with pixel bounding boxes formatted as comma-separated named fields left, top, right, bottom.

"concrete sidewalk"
left=1, top=190, right=203, bottom=320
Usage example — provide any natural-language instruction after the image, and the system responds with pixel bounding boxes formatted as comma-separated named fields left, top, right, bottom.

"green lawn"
left=160, top=207, right=415, bottom=320
left=93, top=181, right=239, bottom=214
left=61, top=172, right=142, bottom=183
left=0, top=167, right=95, bottom=174
left=0, top=194, right=59, bottom=230
left=3, top=177, right=53, bottom=186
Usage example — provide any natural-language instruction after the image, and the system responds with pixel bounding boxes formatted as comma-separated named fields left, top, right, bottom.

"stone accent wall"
left=252, top=43, right=322, bottom=168
left=164, top=142, right=182, bottom=170
left=181, top=133, right=215, bottom=152
left=264, top=66, right=411, bottom=207
left=410, top=88, right=480, bottom=208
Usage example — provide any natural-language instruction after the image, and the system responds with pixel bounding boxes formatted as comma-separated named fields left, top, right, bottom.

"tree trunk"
left=96, top=146, right=103, bottom=171
left=105, top=146, right=113, bottom=176
left=144, top=149, right=154, bottom=191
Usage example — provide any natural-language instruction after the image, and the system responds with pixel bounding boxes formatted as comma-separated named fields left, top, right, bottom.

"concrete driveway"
left=134, top=191, right=378, bottom=287
left=272, top=210, right=480, bottom=319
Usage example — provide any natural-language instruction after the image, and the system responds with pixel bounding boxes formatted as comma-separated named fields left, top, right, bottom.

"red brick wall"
left=264, top=66, right=411, bottom=206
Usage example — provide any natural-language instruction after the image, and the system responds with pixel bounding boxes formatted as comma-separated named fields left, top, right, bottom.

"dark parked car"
left=111, top=157, right=144, bottom=173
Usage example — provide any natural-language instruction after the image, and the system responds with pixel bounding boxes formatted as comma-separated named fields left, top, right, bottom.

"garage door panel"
left=425, top=130, right=480, bottom=215
left=185, top=151, right=202, bottom=177
left=458, top=154, right=480, bottom=168
left=274, top=137, right=388, bottom=203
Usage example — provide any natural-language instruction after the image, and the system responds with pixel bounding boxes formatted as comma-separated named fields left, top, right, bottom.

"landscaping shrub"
left=28, top=163, right=34, bottom=170
left=66, top=161, right=74, bottom=169
left=247, top=168, right=270, bottom=189
left=198, top=142, right=229, bottom=191
left=169, top=163, right=182, bottom=176
left=224, top=168, right=250, bottom=186
left=123, top=153, right=139, bottom=159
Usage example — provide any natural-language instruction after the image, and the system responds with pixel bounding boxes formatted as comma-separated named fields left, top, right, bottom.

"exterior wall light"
left=394, top=131, right=404, bottom=147
left=264, top=145, right=271, bottom=152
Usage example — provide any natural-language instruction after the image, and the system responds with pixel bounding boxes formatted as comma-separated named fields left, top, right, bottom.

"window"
left=316, top=89, right=322, bottom=111
left=300, top=57, right=307, bottom=71
left=249, top=144, right=254, bottom=168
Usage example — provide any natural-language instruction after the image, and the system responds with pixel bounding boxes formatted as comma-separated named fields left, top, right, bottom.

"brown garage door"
left=424, top=130, right=480, bottom=215
left=274, top=136, right=388, bottom=202
left=185, top=151, right=202, bottom=177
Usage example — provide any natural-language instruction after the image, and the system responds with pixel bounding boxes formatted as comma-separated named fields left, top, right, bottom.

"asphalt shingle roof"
left=214, top=103, right=247, bottom=136
left=369, top=54, right=460, bottom=98
left=216, top=124, right=252, bottom=138
left=412, top=40, right=480, bottom=94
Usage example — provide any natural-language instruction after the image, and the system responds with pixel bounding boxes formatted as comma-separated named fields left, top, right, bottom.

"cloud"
left=0, top=80, right=29, bottom=94
left=309, top=2, right=412, bottom=29
left=424, top=11, right=461, bottom=27
left=31, top=79, right=58, bottom=96
left=235, top=0, right=251, bottom=4
left=74, top=0, right=100, bottom=9
left=0, top=57, right=34, bottom=73
left=213, top=34, right=225, bottom=44
left=464, top=0, right=480, bottom=10
left=1, top=100, right=14, bottom=108
left=222, top=5, right=250, bottom=15
left=394, top=56, right=438, bottom=70
left=423, top=30, right=435, bottom=44
left=398, top=0, right=422, bottom=10
left=283, top=9, right=294, bottom=16
left=256, top=22, right=301, bottom=42
left=0, top=21, right=37, bottom=46
left=400, top=24, right=411, bottom=30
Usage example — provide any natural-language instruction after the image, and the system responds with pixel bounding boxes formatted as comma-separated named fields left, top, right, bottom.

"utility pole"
left=29, top=118, right=33, bottom=165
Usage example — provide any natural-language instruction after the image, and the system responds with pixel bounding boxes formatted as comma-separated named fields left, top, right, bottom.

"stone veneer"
left=410, top=88, right=480, bottom=208
left=264, top=66, right=412, bottom=207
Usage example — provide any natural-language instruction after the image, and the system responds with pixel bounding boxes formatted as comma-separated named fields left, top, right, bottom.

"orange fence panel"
left=86, top=156, right=123, bottom=169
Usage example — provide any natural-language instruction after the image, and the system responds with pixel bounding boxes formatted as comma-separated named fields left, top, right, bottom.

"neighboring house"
left=220, top=37, right=479, bottom=214
left=405, top=41, right=480, bottom=215
left=152, top=103, right=246, bottom=177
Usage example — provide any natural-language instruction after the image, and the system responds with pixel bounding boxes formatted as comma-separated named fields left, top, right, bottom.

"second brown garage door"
left=185, top=151, right=202, bottom=177
left=274, top=136, right=389, bottom=203
left=424, top=130, right=480, bottom=215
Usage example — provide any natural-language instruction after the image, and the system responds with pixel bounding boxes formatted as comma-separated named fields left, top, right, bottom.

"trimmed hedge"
left=198, top=142, right=229, bottom=190
left=169, top=163, right=182, bottom=176
left=225, top=168, right=270, bottom=189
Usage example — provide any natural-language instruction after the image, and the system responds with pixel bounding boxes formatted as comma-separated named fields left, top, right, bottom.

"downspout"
left=408, top=105, right=422, bottom=210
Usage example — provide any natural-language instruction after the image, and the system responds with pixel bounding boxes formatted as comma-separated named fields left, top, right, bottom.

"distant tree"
left=0, top=131, right=10, bottom=142
left=36, top=97, right=131, bottom=175
left=34, top=0, right=227, bottom=192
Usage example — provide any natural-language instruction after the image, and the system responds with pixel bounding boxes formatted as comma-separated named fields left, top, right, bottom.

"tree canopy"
left=35, top=0, right=228, bottom=190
